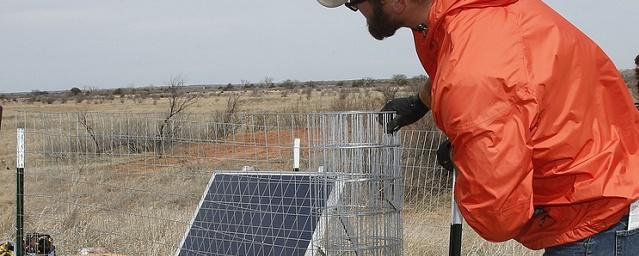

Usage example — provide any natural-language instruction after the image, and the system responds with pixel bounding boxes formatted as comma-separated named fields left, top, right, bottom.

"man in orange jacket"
left=318, top=0, right=639, bottom=254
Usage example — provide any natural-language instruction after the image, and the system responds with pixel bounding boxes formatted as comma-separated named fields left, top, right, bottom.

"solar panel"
left=176, top=171, right=338, bottom=256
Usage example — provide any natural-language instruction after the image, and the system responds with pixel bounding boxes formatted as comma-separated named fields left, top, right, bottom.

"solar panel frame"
left=175, top=171, right=342, bottom=256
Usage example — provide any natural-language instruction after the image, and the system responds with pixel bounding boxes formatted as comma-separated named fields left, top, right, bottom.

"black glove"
left=379, top=95, right=429, bottom=134
left=437, top=139, right=454, bottom=172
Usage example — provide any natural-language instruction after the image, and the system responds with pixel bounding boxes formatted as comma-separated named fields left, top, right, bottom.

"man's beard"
left=367, top=1, right=402, bottom=40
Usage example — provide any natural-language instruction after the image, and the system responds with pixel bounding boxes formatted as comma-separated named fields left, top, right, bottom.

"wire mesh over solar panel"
left=178, top=172, right=336, bottom=256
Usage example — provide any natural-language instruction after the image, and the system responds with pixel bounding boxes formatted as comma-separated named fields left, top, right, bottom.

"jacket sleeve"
left=431, top=8, right=537, bottom=242
left=450, top=108, right=535, bottom=242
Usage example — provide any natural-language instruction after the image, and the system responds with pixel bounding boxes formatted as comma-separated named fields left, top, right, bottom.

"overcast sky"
left=1, top=0, right=637, bottom=93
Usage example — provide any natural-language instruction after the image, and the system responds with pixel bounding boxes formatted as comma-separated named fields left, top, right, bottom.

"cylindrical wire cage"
left=304, top=112, right=403, bottom=255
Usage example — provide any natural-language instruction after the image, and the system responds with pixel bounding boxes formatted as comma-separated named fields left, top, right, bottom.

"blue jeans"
left=544, top=216, right=639, bottom=256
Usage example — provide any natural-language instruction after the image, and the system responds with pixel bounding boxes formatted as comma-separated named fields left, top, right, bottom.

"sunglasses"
left=345, top=0, right=369, bottom=11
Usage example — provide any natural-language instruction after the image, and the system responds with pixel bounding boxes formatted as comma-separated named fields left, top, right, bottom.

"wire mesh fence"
left=10, top=110, right=539, bottom=255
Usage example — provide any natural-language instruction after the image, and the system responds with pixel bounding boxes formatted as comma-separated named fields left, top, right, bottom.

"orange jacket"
left=414, top=0, right=639, bottom=249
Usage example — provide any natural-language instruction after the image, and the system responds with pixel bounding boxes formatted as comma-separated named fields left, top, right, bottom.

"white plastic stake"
left=629, top=200, right=639, bottom=231
left=293, top=138, right=300, bottom=172
left=17, top=128, right=25, bottom=168
left=451, top=173, right=463, bottom=225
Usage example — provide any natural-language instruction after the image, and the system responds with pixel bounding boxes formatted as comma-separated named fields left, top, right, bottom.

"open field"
left=0, top=84, right=548, bottom=255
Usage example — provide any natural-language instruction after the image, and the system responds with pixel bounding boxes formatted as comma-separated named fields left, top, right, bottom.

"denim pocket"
left=613, top=215, right=639, bottom=237
left=615, top=225, right=639, bottom=255
left=615, top=226, right=639, bottom=237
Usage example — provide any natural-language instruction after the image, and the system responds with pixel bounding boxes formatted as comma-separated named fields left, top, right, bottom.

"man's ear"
left=388, top=0, right=407, bottom=15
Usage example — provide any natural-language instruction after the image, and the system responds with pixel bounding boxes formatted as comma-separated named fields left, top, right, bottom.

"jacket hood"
left=415, top=0, right=519, bottom=75
left=429, top=0, right=518, bottom=22
left=426, top=0, right=519, bottom=39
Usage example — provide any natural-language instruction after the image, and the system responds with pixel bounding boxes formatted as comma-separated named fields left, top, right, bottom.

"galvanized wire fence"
left=13, top=110, right=538, bottom=255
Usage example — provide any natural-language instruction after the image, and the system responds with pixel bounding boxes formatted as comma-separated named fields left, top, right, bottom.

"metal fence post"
left=16, top=128, right=25, bottom=256
left=449, top=169, right=463, bottom=256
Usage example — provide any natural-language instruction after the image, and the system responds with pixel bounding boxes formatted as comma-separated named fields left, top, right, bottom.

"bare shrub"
left=410, top=75, right=428, bottom=87
left=282, top=98, right=303, bottom=113
left=330, top=88, right=351, bottom=111
left=280, top=79, right=298, bottom=90
left=31, top=90, right=48, bottom=96
left=77, top=111, right=102, bottom=153
left=261, top=77, right=274, bottom=88
left=156, top=76, right=199, bottom=157
left=304, top=80, right=317, bottom=88
left=241, top=80, right=253, bottom=90
left=303, top=88, right=313, bottom=100
left=113, top=88, right=124, bottom=96
left=70, top=87, right=82, bottom=96
left=362, top=77, right=376, bottom=87
left=328, top=87, right=384, bottom=111
left=392, top=74, right=409, bottom=86
left=224, top=94, right=240, bottom=118
left=210, top=94, right=242, bottom=139
left=376, top=86, right=399, bottom=103
left=251, top=88, right=262, bottom=97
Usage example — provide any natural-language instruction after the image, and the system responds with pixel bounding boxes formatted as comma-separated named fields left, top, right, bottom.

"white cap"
left=317, top=0, right=348, bottom=8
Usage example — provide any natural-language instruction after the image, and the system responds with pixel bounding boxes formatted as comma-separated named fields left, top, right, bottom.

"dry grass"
left=402, top=207, right=541, bottom=255
left=17, top=164, right=207, bottom=255
left=0, top=87, right=540, bottom=255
